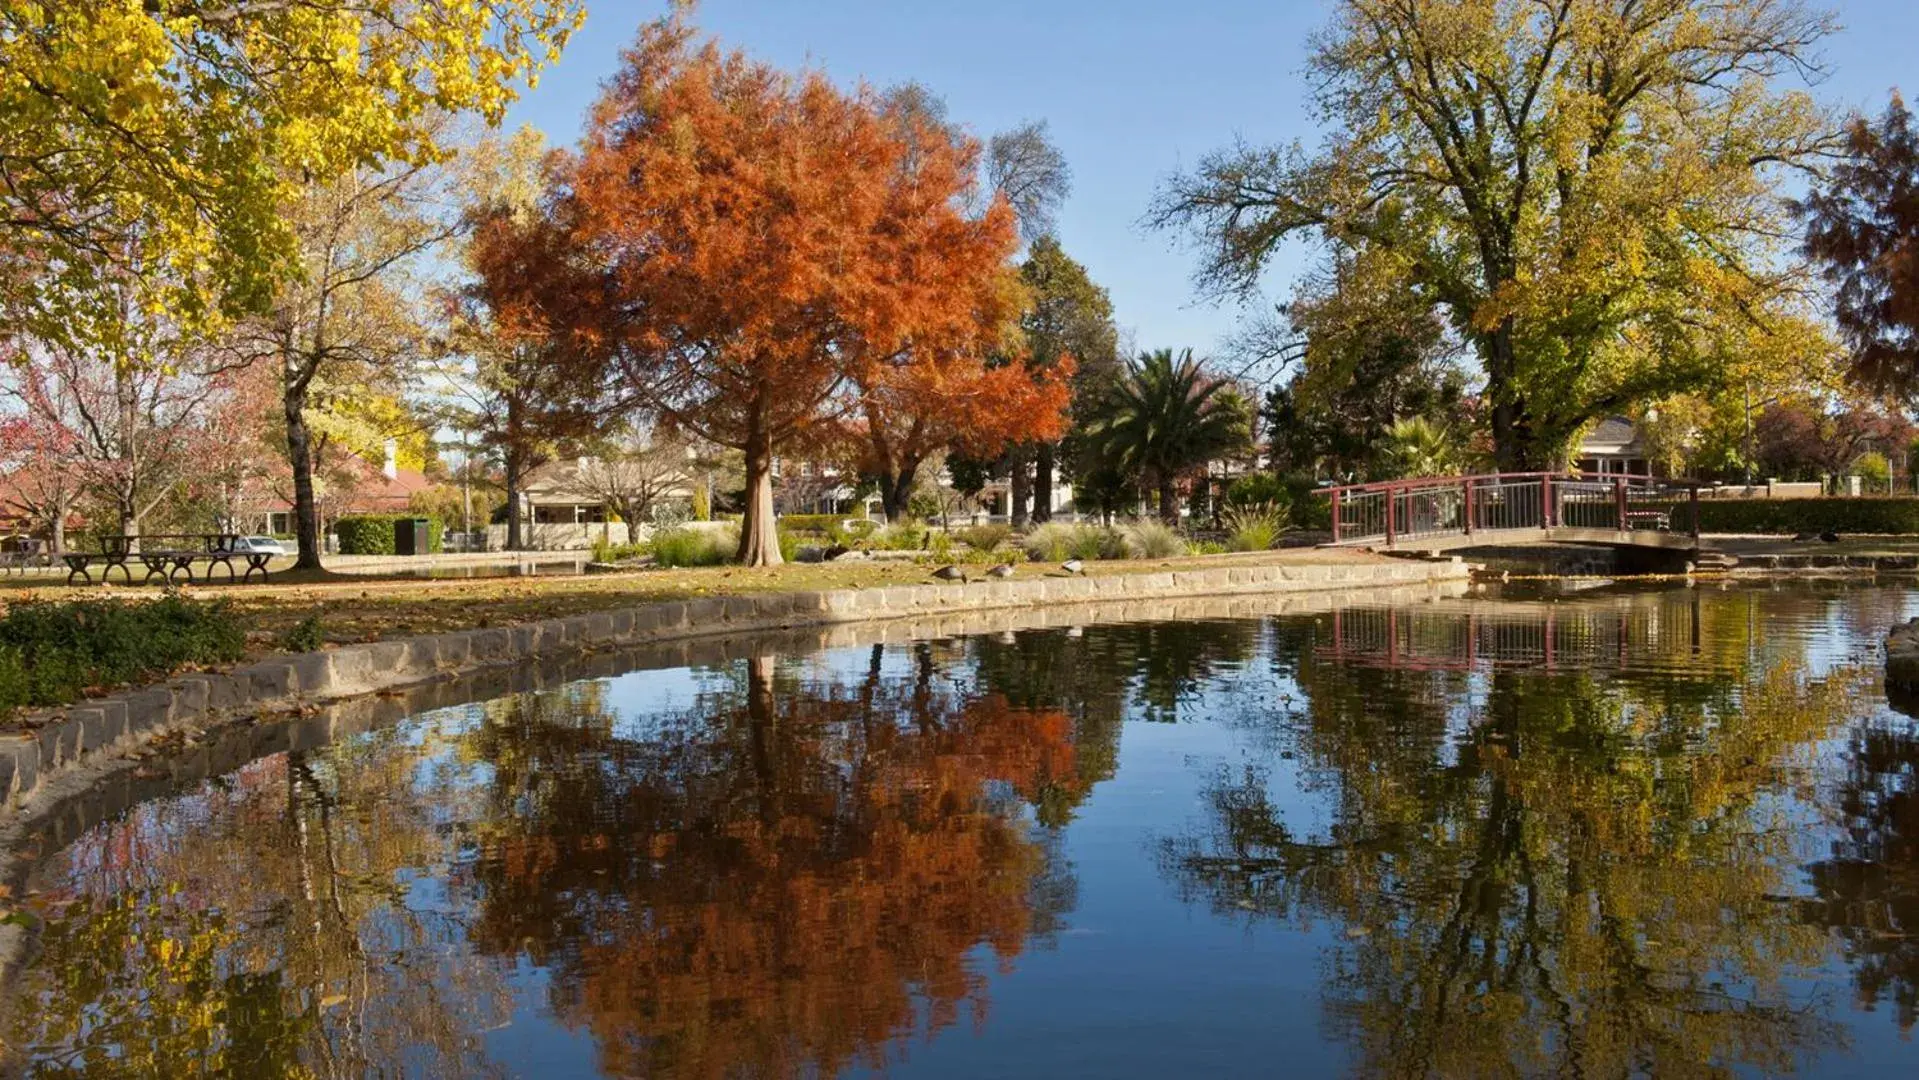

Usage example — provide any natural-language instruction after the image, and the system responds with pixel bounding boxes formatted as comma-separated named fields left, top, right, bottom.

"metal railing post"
left=1330, top=489, right=1342, bottom=544
left=1540, top=474, right=1553, bottom=530
left=1689, top=484, right=1700, bottom=540
left=1463, top=479, right=1475, bottom=535
left=1615, top=476, right=1627, bottom=531
left=1385, top=486, right=1396, bottom=546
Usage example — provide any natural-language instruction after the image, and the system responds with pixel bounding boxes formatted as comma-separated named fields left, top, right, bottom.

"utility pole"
left=459, top=430, right=473, bottom=547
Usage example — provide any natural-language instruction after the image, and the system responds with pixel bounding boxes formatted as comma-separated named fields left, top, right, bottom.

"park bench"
left=63, top=533, right=273, bottom=585
left=1624, top=509, right=1671, bottom=532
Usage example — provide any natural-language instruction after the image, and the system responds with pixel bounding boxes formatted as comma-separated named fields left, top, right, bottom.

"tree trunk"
left=1034, top=442, right=1056, bottom=523
left=1489, top=320, right=1519, bottom=473
left=504, top=396, right=526, bottom=551
left=738, top=421, right=782, bottom=566
left=878, top=459, right=920, bottom=522
left=504, top=451, right=525, bottom=552
left=285, top=379, right=324, bottom=571
left=50, top=493, right=68, bottom=557
left=1009, top=448, right=1032, bottom=527
left=1157, top=475, right=1179, bottom=525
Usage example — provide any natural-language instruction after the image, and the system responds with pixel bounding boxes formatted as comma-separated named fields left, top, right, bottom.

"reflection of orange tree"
left=459, top=655, right=1081, bottom=1079
left=1163, top=651, right=1864, bottom=1077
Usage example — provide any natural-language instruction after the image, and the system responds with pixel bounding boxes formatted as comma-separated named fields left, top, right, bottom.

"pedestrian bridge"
left=1317, top=472, right=1702, bottom=552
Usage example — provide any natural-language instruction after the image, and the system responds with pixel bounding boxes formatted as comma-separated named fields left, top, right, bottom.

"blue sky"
left=505, top=0, right=1919, bottom=369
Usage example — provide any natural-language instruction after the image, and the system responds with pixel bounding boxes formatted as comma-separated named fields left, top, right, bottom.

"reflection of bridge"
left=1320, top=473, right=1701, bottom=552
left=1318, top=594, right=1708, bottom=673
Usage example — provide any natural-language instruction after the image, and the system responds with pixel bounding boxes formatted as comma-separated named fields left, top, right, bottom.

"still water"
left=9, top=582, right=1919, bottom=1077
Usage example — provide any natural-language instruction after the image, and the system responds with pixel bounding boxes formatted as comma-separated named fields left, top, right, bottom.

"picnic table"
left=1, top=538, right=52, bottom=576
left=62, top=534, right=275, bottom=586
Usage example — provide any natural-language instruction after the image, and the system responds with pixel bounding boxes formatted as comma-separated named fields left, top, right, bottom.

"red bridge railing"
left=1317, top=472, right=1701, bottom=547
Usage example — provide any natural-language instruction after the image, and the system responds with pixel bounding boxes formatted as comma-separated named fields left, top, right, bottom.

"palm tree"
left=1082, top=348, right=1252, bottom=523
left=1378, top=415, right=1463, bottom=479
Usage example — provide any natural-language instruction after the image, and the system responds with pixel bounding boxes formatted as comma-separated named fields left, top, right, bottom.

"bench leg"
left=65, top=567, right=90, bottom=586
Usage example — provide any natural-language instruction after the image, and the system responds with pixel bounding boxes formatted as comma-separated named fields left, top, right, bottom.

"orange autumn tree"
left=568, top=10, right=1021, bottom=563
left=858, top=353, right=1074, bottom=521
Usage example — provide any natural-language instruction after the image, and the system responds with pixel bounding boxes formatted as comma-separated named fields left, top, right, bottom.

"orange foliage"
left=857, top=353, right=1075, bottom=517
left=566, top=10, right=1022, bottom=561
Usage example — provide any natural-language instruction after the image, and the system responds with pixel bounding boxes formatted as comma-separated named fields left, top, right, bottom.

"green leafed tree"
left=1081, top=348, right=1253, bottom=524
left=1152, top=0, right=1837, bottom=470
left=1020, top=236, right=1120, bottom=521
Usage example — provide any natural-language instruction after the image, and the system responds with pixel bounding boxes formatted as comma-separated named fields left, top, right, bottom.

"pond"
left=6, top=581, right=1919, bottom=1077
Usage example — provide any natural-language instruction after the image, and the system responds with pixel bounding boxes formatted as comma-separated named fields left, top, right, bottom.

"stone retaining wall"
left=0, top=558, right=1471, bottom=809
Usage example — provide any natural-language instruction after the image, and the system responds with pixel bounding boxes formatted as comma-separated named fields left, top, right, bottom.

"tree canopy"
left=1799, top=91, right=1919, bottom=399
left=568, top=10, right=1025, bottom=563
left=0, top=0, right=581, bottom=343
left=1153, top=0, right=1838, bottom=469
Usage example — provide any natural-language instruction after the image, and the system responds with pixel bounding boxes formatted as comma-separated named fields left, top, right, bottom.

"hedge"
left=333, top=515, right=444, bottom=555
left=775, top=514, right=855, bottom=535
left=1656, top=497, right=1919, bottom=535
left=0, top=595, right=246, bottom=717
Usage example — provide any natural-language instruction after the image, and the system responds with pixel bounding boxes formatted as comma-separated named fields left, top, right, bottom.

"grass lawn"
left=0, top=548, right=1381, bottom=662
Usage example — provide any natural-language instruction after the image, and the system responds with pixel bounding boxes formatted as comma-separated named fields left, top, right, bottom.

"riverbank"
left=0, top=548, right=1416, bottom=658
left=0, top=549, right=1470, bottom=809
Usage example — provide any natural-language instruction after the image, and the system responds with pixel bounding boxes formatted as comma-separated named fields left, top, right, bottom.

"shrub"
left=778, top=528, right=804, bottom=563
left=1190, top=539, right=1228, bottom=555
left=1661, top=496, right=1919, bottom=535
left=777, top=514, right=847, bottom=536
left=927, top=531, right=955, bottom=562
left=591, top=536, right=647, bottom=563
left=279, top=614, right=327, bottom=653
left=1225, top=473, right=1291, bottom=514
left=333, top=515, right=444, bottom=555
left=1224, top=504, right=1287, bottom=552
left=1076, top=527, right=1128, bottom=561
left=955, top=524, right=1012, bottom=553
left=1123, top=520, right=1186, bottom=559
left=874, top=522, right=929, bottom=551
left=0, top=595, right=247, bottom=716
left=831, top=519, right=880, bottom=546
left=1023, top=523, right=1127, bottom=563
left=650, top=526, right=736, bottom=567
left=1021, top=522, right=1073, bottom=563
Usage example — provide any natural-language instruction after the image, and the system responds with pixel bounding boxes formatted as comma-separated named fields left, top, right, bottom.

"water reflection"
left=1160, top=657, right=1861, bottom=1076
left=9, top=583, right=1919, bottom=1077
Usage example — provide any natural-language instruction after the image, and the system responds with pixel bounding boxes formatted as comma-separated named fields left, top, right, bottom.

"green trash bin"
left=395, top=518, right=431, bottom=556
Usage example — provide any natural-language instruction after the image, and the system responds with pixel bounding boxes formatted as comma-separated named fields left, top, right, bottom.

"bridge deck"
left=1317, top=472, right=1701, bottom=551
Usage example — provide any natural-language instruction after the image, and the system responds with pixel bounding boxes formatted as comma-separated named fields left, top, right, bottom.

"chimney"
left=382, top=439, right=398, bottom=481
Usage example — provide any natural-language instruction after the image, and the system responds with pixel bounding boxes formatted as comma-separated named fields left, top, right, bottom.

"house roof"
left=1579, top=416, right=1645, bottom=454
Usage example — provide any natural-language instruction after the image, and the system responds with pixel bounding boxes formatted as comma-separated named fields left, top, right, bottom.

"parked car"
left=223, top=536, right=291, bottom=556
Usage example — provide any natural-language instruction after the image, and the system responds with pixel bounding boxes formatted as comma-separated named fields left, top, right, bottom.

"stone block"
left=167, top=676, right=211, bottom=718
left=723, top=595, right=768, bottom=624
left=471, top=628, right=512, bottom=662
left=37, top=718, right=77, bottom=771
left=287, top=652, right=333, bottom=696
left=238, top=660, right=295, bottom=700
left=200, top=672, right=249, bottom=712
left=123, top=689, right=174, bottom=738
left=433, top=633, right=473, bottom=668
left=69, top=706, right=108, bottom=755
left=682, top=598, right=725, bottom=630
left=358, top=640, right=413, bottom=683
left=5, top=737, right=37, bottom=798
